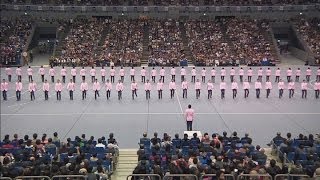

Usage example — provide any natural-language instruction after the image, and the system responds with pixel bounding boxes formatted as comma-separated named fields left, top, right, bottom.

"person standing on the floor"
left=80, top=67, right=86, bottom=81
left=119, top=66, right=125, bottom=82
left=160, top=67, right=165, bottom=83
left=266, top=68, right=271, bottom=82
left=257, top=68, right=263, bottom=82
left=247, top=68, right=253, bottom=83
left=42, top=79, right=50, bottom=100
left=243, top=79, right=250, bottom=98
left=278, top=79, right=285, bottom=98
left=67, top=79, right=75, bottom=100
left=207, top=80, right=214, bottom=99
left=110, top=66, right=115, bottom=83
left=220, top=80, right=226, bottom=99
left=211, top=67, right=216, bottom=83
left=171, top=67, right=176, bottom=82
left=39, top=66, right=45, bottom=83
left=231, top=80, right=238, bottom=99
left=288, top=80, right=295, bottom=98
left=93, top=79, right=101, bottom=100
left=220, top=67, right=226, bottom=81
left=145, top=79, right=151, bottom=100
left=275, top=68, right=281, bottom=83
left=116, top=80, right=124, bottom=100
left=141, top=67, right=146, bottom=83
left=314, top=80, right=320, bottom=99
left=71, top=66, right=77, bottom=83
left=230, top=67, right=235, bottom=82
left=27, top=66, right=33, bottom=82
left=130, top=67, right=135, bottom=82
left=28, top=80, right=37, bottom=101
left=295, top=68, right=301, bottom=82
left=131, top=80, right=138, bottom=100
left=101, top=66, right=106, bottom=83
left=90, top=66, right=96, bottom=83
left=317, top=67, right=320, bottom=81
left=105, top=79, right=112, bottom=100
left=255, top=79, right=262, bottom=99
left=169, top=79, right=176, bottom=99
left=151, top=67, right=156, bottom=83
left=5, top=67, right=12, bottom=82
left=80, top=79, right=88, bottom=100
left=16, top=66, right=22, bottom=81
left=55, top=79, right=63, bottom=100
left=191, top=67, right=196, bottom=83
left=201, top=68, right=206, bottom=83
left=301, top=80, right=308, bottom=99
left=49, top=66, right=56, bottom=83
left=157, top=79, right=163, bottom=99
left=286, top=68, right=292, bottom=83
left=306, top=67, right=312, bottom=82
left=182, top=79, right=188, bottom=99
left=180, top=66, right=186, bottom=82
left=195, top=79, right=201, bottom=99
left=239, top=67, right=244, bottom=83
left=265, top=79, right=272, bottom=98
left=1, top=79, right=8, bottom=101
left=60, top=66, right=67, bottom=83
left=15, top=79, right=22, bottom=101
left=185, top=104, right=195, bottom=131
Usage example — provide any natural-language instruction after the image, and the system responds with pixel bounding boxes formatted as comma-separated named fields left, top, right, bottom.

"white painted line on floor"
left=1, top=112, right=320, bottom=116
left=175, top=90, right=184, bottom=114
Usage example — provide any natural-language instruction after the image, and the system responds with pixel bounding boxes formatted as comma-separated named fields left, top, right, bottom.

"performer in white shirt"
left=207, top=80, right=214, bottom=99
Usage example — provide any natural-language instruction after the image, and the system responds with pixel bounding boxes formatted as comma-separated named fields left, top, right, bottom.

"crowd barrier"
left=0, top=178, right=13, bottom=180
left=274, top=174, right=309, bottom=180
left=237, top=174, right=272, bottom=180
left=14, top=176, right=51, bottom=180
left=201, top=174, right=235, bottom=180
left=163, top=174, right=198, bottom=180
left=52, top=175, right=86, bottom=180
left=127, top=174, right=161, bottom=180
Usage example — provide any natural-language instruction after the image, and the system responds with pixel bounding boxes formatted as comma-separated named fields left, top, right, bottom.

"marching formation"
left=1, top=66, right=320, bottom=101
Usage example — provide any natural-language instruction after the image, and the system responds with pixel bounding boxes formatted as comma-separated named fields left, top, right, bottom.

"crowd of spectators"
left=100, top=19, right=145, bottom=67
left=0, top=132, right=119, bottom=179
left=225, top=18, right=277, bottom=65
left=0, top=18, right=33, bottom=66
left=133, top=131, right=320, bottom=179
left=148, top=19, right=185, bottom=66
left=294, top=18, right=320, bottom=65
left=53, top=18, right=105, bottom=67
left=186, top=19, right=233, bottom=66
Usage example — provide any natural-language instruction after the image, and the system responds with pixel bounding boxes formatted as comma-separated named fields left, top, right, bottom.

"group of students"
left=1, top=66, right=320, bottom=101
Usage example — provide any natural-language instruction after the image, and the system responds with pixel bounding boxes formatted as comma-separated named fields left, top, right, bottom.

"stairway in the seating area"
left=111, top=149, right=138, bottom=180
left=53, top=24, right=71, bottom=57
left=141, top=23, right=150, bottom=67
left=179, top=22, right=194, bottom=66
left=95, top=23, right=111, bottom=59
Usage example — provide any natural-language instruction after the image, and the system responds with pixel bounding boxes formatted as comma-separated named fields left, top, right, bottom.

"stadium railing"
left=201, top=174, right=235, bottom=180
left=163, top=174, right=198, bottom=180
left=0, top=178, right=13, bottom=180
left=274, top=174, right=310, bottom=180
left=237, top=174, right=272, bottom=180
left=14, top=176, right=51, bottom=180
left=51, top=175, right=86, bottom=180
left=126, top=174, right=161, bottom=180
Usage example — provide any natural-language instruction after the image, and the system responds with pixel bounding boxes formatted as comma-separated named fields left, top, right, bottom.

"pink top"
left=191, top=69, right=196, bottom=76
left=266, top=69, right=271, bottom=76
left=211, top=69, right=216, bottom=76
left=42, top=83, right=50, bottom=91
left=230, top=69, right=235, bottom=76
left=160, top=69, right=165, bottom=76
left=1, top=82, right=9, bottom=91
left=110, top=69, right=115, bottom=76
left=301, top=82, right=308, bottom=90
left=145, top=82, right=152, bottom=91
left=48, top=68, right=55, bottom=76
left=131, top=83, right=138, bottom=90
left=317, top=69, right=320, bottom=75
left=258, top=69, right=263, bottom=76
left=220, top=69, right=226, bottom=76
left=157, top=82, right=163, bottom=90
left=275, top=69, right=281, bottom=76
left=220, top=82, right=226, bottom=90
left=27, top=68, right=33, bottom=75
left=101, top=69, right=106, bottom=76
left=39, top=68, right=45, bottom=75
left=288, top=82, right=295, bottom=89
left=247, top=69, right=253, bottom=76
left=16, top=68, right=22, bottom=75
left=55, top=83, right=63, bottom=91
left=306, top=69, right=312, bottom=76
left=207, top=82, right=214, bottom=90
left=185, top=108, right=195, bottom=122
left=67, top=82, right=75, bottom=91
left=80, top=82, right=89, bottom=91
left=278, top=82, right=285, bottom=89
left=90, top=69, right=96, bottom=76
left=116, top=83, right=124, bottom=91
left=171, top=68, right=176, bottom=75
left=295, top=69, right=301, bottom=76
left=243, top=82, right=250, bottom=89
left=71, top=69, right=77, bottom=76
left=151, top=69, right=157, bottom=76
left=195, top=82, right=201, bottom=90
left=5, top=68, right=12, bottom=75
left=314, top=82, right=320, bottom=90
left=265, top=82, right=272, bottom=89
left=181, top=68, right=186, bottom=75
left=231, top=82, right=238, bottom=90
left=80, top=69, right=86, bottom=76
left=130, top=69, right=135, bottom=76
left=16, top=82, right=22, bottom=91
left=201, top=69, right=206, bottom=76
left=61, top=69, right=67, bottom=76
left=28, top=83, right=37, bottom=92
left=105, top=82, right=112, bottom=90
left=119, top=69, right=125, bottom=76
left=239, top=69, right=244, bottom=76
left=169, top=82, right=176, bottom=90
left=93, top=82, right=101, bottom=91
left=141, top=69, right=146, bottom=76
left=287, top=70, right=292, bottom=76
left=181, top=81, right=188, bottom=89
left=255, top=82, right=262, bottom=89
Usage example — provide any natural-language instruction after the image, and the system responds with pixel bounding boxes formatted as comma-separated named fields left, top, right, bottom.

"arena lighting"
left=24, top=12, right=27, bottom=15
left=121, top=13, right=124, bottom=16
left=299, top=12, right=303, bottom=15
left=203, top=13, right=206, bottom=16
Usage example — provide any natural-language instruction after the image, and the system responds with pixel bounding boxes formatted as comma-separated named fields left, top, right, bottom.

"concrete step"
left=118, top=156, right=138, bottom=161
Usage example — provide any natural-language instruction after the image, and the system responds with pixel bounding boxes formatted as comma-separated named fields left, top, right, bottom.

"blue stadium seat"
left=90, top=160, right=98, bottom=167
left=274, top=139, right=284, bottom=146
left=94, top=147, right=106, bottom=154
left=140, top=139, right=151, bottom=148
left=287, top=152, right=295, bottom=162
left=46, top=147, right=57, bottom=156
left=172, top=139, right=181, bottom=149
left=102, top=160, right=112, bottom=172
